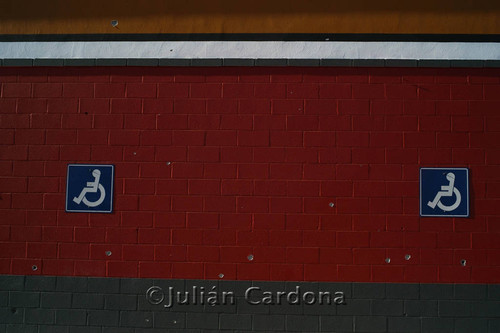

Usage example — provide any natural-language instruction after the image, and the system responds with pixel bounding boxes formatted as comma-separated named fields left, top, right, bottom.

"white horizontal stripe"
left=0, top=41, right=499, bottom=60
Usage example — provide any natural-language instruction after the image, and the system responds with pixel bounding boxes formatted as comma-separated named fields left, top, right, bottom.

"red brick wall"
left=1, top=66, right=500, bottom=283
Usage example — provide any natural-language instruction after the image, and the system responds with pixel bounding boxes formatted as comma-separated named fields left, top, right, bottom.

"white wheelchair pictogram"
left=427, top=172, right=461, bottom=212
left=72, top=169, right=106, bottom=207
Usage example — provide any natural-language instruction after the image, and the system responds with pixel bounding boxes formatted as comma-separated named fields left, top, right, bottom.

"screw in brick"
left=105, top=251, right=112, bottom=257
left=405, top=254, right=411, bottom=261
left=385, top=258, right=391, bottom=264
left=460, top=259, right=467, bottom=266
left=247, top=254, right=254, bottom=261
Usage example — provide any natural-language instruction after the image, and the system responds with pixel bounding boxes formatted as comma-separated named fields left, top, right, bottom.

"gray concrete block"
left=417, top=60, right=451, bottom=68
left=450, top=60, right=484, bottom=68
left=219, top=281, right=249, bottom=297
left=255, top=59, right=288, bottom=66
left=268, top=300, right=303, bottom=315
left=484, top=60, right=500, bottom=68
left=88, top=309, right=120, bottom=326
left=56, top=277, right=88, bottom=292
left=5, top=324, right=37, bottom=333
left=25, top=276, right=56, bottom=291
left=288, top=59, right=320, bottom=67
left=488, top=285, right=500, bottom=300
left=352, top=59, right=385, bottom=67
left=2, top=59, right=33, bottom=66
left=439, top=300, right=472, bottom=317
left=158, top=59, right=191, bottom=66
left=96, top=59, right=127, bottom=66
left=252, top=314, right=285, bottom=331
left=355, top=316, right=387, bottom=332
left=153, top=311, right=186, bottom=328
left=71, top=293, right=104, bottom=309
left=471, top=301, right=500, bottom=317
left=24, top=308, right=55, bottom=324
left=489, top=319, right=500, bottom=333
left=127, top=59, right=159, bottom=66
left=9, top=291, right=40, bottom=308
left=404, top=300, right=438, bottom=317
left=237, top=297, right=270, bottom=314
left=386, top=283, right=419, bottom=299
left=385, top=59, right=418, bottom=67
left=0, top=292, right=8, bottom=306
left=353, top=282, right=385, bottom=299
left=388, top=317, right=421, bottom=333
left=320, top=315, right=353, bottom=332
left=0, top=308, right=24, bottom=324
left=320, top=59, right=352, bottom=67
left=119, top=311, right=153, bottom=328
left=203, top=301, right=237, bottom=314
left=68, top=326, right=101, bottom=333
left=286, top=315, right=319, bottom=332
left=454, top=284, right=487, bottom=300
left=371, top=299, right=404, bottom=316
left=38, top=325, right=69, bottom=333
left=55, top=309, right=87, bottom=326
left=421, top=284, right=454, bottom=300
left=220, top=313, right=252, bottom=330
left=191, top=59, right=223, bottom=67
left=120, top=278, right=154, bottom=294
left=41, top=292, right=72, bottom=308
left=0, top=276, right=24, bottom=291
left=336, top=299, right=371, bottom=316
left=455, top=318, right=488, bottom=333
left=102, top=328, right=134, bottom=333
left=185, top=312, right=219, bottom=329
left=320, top=282, right=352, bottom=299
left=104, top=294, right=137, bottom=310
left=303, top=301, right=338, bottom=316
left=33, top=59, right=64, bottom=66
left=63, top=59, right=96, bottom=66
left=88, top=277, right=120, bottom=293
left=223, top=59, right=255, bottom=66
left=421, top=318, right=454, bottom=333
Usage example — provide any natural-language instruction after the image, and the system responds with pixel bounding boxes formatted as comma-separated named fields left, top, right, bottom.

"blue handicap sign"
left=420, top=168, right=469, bottom=217
left=66, top=164, right=114, bottom=213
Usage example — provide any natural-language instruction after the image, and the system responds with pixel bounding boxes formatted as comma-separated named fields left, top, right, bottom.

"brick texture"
left=1, top=66, right=500, bottom=284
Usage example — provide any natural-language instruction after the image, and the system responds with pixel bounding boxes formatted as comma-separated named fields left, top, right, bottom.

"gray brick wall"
left=0, top=275, right=499, bottom=332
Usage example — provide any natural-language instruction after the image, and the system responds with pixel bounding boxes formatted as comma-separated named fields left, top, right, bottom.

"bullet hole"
left=329, top=202, right=335, bottom=207
left=247, top=254, right=254, bottom=261
left=385, top=258, right=391, bottom=264
left=105, top=251, right=112, bottom=257
left=461, top=259, right=467, bottom=266
left=32, top=265, right=38, bottom=271
left=11, top=307, right=17, bottom=314
left=405, top=254, right=411, bottom=261
left=111, top=20, right=119, bottom=28
left=218, top=273, right=224, bottom=278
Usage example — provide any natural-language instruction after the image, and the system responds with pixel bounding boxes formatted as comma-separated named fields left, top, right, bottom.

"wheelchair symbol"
left=72, top=169, right=106, bottom=207
left=427, top=172, right=461, bottom=212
